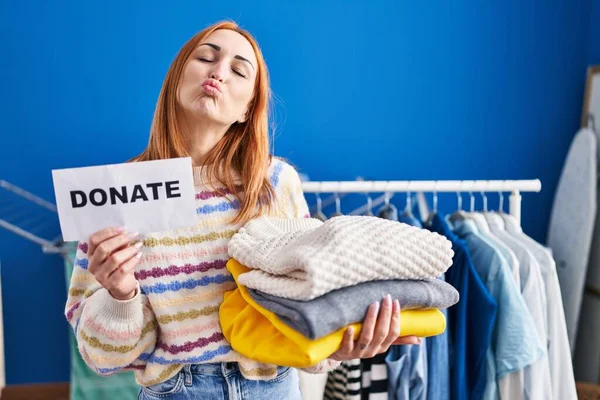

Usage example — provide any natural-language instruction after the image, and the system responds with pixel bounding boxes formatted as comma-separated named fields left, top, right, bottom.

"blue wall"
left=590, top=0, right=600, bottom=64
left=0, top=0, right=596, bottom=385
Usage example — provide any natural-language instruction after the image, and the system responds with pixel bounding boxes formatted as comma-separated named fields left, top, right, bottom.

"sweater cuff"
left=302, top=358, right=341, bottom=374
left=242, top=216, right=322, bottom=238
left=90, top=283, right=142, bottom=324
left=326, top=359, right=342, bottom=370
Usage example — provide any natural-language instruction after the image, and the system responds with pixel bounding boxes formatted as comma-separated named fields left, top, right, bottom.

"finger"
left=392, top=336, right=422, bottom=345
left=331, top=326, right=355, bottom=361
left=91, top=231, right=139, bottom=267
left=371, top=294, right=393, bottom=348
left=105, top=242, right=144, bottom=279
left=106, top=251, right=143, bottom=289
left=357, top=302, right=379, bottom=355
left=380, top=299, right=402, bottom=349
left=97, top=241, right=142, bottom=283
left=88, top=226, right=126, bottom=256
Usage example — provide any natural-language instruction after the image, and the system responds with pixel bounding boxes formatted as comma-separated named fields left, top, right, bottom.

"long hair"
left=132, top=20, right=275, bottom=225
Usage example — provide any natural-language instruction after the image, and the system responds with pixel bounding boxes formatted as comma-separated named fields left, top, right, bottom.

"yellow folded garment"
left=219, top=259, right=447, bottom=368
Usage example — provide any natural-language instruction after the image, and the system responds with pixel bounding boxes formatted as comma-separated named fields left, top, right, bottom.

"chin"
left=189, top=106, right=233, bottom=128
left=187, top=99, right=217, bottom=118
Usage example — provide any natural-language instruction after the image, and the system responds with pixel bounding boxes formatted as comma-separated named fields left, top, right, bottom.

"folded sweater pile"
left=229, top=216, right=454, bottom=300
left=219, top=215, right=458, bottom=367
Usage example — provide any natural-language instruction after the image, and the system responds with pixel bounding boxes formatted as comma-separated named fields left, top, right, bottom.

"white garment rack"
left=301, top=179, right=542, bottom=224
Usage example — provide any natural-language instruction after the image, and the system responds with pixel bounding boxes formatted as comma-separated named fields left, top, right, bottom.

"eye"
left=233, top=69, right=246, bottom=78
left=197, top=57, right=214, bottom=62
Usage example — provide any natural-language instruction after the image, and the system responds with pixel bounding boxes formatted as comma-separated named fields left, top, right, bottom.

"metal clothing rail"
left=0, top=179, right=66, bottom=258
left=301, top=179, right=542, bottom=223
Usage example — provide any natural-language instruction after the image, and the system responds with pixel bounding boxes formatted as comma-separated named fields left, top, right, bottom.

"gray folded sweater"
left=247, top=278, right=459, bottom=339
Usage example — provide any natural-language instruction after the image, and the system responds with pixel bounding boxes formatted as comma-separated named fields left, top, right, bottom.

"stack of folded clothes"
left=219, top=215, right=459, bottom=368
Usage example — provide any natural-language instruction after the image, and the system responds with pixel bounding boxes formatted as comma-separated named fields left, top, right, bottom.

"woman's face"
left=178, top=29, right=258, bottom=127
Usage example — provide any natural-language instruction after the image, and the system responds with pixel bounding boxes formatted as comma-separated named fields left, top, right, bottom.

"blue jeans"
left=138, top=362, right=302, bottom=400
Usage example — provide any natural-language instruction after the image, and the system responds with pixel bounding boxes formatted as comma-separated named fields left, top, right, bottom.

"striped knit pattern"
left=64, top=159, right=336, bottom=387
left=360, top=353, right=389, bottom=400
left=325, top=359, right=362, bottom=400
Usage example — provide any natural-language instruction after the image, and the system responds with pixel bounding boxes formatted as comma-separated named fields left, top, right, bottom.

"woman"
left=64, top=20, right=420, bottom=399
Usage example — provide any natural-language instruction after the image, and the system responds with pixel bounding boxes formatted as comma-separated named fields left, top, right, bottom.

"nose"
left=209, top=62, right=227, bottom=83
left=210, top=72, right=224, bottom=82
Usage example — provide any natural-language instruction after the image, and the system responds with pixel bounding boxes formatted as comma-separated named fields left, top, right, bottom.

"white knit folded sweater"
left=228, top=215, right=454, bottom=300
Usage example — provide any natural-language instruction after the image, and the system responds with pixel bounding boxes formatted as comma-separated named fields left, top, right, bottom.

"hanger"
left=498, top=190, right=504, bottom=214
left=481, top=190, right=487, bottom=213
left=309, top=177, right=366, bottom=215
left=483, top=190, right=507, bottom=230
left=363, top=192, right=374, bottom=216
left=448, top=182, right=469, bottom=223
left=329, top=183, right=344, bottom=218
left=311, top=184, right=328, bottom=221
left=403, top=186, right=415, bottom=219
left=468, top=190, right=491, bottom=233
left=469, top=190, right=475, bottom=213
left=310, top=193, right=348, bottom=216
left=377, top=182, right=398, bottom=220
left=423, top=182, right=439, bottom=227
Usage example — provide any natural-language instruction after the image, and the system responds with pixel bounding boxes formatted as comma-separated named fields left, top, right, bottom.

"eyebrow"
left=198, top=42, right=254, bottom=70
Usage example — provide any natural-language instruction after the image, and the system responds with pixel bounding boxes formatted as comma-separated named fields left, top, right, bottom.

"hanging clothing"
left=402, top=212, right=443, bottom=400
left=378, top=205, right=399, bottom=221
left=418, top=214, right=450, bottom=400
left=425, top=308, right=449, bottom=400
left=299, top=371, right=328, bottom=400
left=378, top=211, right=434, bottom=400
left=324, top=359, right=361, bottom=400
left=467, top=213, right=521, bottom=288
left=385, top=343, right=428, bottom=400
left=450, top=218, right=546, bottom=400
left=484, top=213, right=552, bottom=400
left=547, top=127, right=598, bottom=350
left=427, top=214, right=497, bottom=400
left=398, top=211, right=423, bottom=227
left=500, top=213, right=577, bottom=400
left=574, top=128, right=600, bottom=383
left=361, top=353, right=388, bottom=400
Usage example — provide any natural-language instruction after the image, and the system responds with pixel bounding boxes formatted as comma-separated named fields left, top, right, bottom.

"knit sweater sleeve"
left=64, top=242, right=158, bottom=375
left=272, top=160, right=310, bottom=219
left=273, top=161, right=341, bottom=373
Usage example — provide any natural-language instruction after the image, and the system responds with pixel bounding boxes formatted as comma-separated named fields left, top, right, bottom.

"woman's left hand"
left=330, top=294, right=422, bottom=361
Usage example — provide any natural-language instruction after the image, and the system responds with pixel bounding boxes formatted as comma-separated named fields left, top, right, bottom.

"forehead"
left=198, top=29, right=257, bottom=64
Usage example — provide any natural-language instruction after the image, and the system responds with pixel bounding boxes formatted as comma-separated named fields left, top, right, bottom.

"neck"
left=182, top=116, right=230, bottom=166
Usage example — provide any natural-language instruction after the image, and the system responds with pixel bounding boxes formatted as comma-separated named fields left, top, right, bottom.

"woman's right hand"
left=87, top=226, right=143, bottom=301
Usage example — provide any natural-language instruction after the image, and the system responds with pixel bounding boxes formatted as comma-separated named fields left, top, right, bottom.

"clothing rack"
left=0, top=180, right=66, bottom=257
left=301, top=179, right=542, bottom=224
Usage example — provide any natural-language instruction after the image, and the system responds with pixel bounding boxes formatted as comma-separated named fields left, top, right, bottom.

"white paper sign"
left=52, top=157, right=197, bottom=242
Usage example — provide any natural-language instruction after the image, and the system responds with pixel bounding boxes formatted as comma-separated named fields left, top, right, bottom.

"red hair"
left=132, top=20, right=275, bottom=224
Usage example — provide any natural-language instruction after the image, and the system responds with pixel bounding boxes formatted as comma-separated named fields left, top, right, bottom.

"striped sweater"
left=64, top=159, right=339, bottom=387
